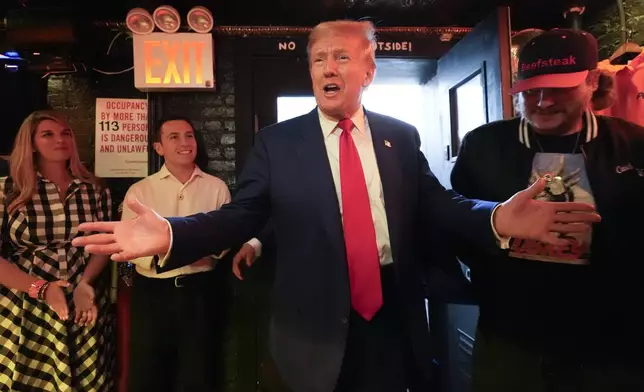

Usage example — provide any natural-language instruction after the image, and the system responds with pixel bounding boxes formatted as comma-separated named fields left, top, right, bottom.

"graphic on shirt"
left=509, top=153, right=595, bottom=264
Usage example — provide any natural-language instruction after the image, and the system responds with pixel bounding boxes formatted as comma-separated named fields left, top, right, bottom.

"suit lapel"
left=365, top=110, right=404, bottom=264
left=296, top=109, right=345, bottom=257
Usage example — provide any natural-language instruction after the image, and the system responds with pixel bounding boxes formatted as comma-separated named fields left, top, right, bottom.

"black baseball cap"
left=510, top=29, right=598, bottom=94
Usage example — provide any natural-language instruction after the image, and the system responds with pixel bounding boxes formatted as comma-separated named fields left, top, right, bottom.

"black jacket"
left=451, top=112, right=644, bottom=359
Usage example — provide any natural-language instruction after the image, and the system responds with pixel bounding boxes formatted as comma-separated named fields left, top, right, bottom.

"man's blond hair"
left=307, top=20, right=377, bottom=68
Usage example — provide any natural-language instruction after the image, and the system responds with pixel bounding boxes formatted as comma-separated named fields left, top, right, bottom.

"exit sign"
left=132, top=33, right=215, bottom=91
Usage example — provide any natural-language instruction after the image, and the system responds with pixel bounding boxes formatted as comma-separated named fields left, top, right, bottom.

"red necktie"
left=337, top=118, right=383, bottom=321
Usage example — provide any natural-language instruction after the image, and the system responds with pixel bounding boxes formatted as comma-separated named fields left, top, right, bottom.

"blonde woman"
left=0, top=110, right=113, bottom=391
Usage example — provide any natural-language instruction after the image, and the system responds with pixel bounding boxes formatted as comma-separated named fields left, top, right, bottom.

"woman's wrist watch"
left=28, top=279, right=50, bottom=300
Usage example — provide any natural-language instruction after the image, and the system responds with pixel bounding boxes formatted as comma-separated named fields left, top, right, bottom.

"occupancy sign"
left=94, top=98, right=148, bottom=178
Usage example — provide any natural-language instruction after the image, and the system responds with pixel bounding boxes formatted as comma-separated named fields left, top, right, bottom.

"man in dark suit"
left=73, top=20, right=599, bottom=392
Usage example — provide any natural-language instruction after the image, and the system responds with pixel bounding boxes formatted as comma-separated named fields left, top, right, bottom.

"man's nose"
left=536, top=89, right=555, bottom=108
left=323, top=59, right=338, bottom=76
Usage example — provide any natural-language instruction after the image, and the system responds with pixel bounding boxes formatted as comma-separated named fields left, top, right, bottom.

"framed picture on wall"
left=448, top=62, right=489, bottom=160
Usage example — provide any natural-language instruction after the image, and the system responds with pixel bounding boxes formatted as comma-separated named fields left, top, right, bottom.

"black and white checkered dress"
left=0, top=175, right=114, bottom=391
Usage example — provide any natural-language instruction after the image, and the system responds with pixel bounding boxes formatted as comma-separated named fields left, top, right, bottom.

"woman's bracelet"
left=37, top=281, right=51, bottom=301
left=28, top=279, right=47, bottom=299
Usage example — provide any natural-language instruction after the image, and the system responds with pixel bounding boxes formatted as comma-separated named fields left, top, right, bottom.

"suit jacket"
left=255, top=220, right=275, bottom=257
left=162, top=109, right=499, bottom=392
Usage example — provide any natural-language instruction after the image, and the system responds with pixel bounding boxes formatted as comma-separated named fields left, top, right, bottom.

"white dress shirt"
left=122, top=164, right=231, bottom=278
left=249, top=107, right=393, bottom=265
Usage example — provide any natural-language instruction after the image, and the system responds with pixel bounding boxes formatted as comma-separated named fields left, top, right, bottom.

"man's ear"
left=586, top=69, right=601, bottom=91
left=153, top=141, right=163, bottom=156
left=363, top=67, right=376, bottom=87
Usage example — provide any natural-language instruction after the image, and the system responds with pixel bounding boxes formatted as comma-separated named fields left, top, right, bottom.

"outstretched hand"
left=494, top=178, right=601, bottom=245
left=71, top=196, right=171, bottom=262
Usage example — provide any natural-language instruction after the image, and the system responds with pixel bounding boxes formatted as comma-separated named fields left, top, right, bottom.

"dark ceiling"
left=0, top=0, right=617, bottom=30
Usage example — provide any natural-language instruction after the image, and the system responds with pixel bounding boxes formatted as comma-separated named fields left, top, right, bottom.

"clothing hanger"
left=609, top=30, right=643, bottom=64
left=610, top=42, right=642, bottom=64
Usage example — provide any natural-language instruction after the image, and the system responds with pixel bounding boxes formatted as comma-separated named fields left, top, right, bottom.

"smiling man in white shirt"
left=121, top=117, right=230, bottom=391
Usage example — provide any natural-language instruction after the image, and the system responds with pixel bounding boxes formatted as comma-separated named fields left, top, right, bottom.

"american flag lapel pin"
left=384, top=140, right=392, bottom=148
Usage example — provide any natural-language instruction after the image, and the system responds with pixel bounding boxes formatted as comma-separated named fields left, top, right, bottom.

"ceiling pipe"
left=1, top=17, right=472, bottom=35
left=563, top=5, right=585, bottom=30
left=615, top=0, right=627, bottom=44
left=90, top=21, right=473, bottom=36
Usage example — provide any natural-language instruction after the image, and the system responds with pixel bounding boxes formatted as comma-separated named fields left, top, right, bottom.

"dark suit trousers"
left=334, top=265, right=423, bottom=392
left=127, top=267, right=225, bottom=392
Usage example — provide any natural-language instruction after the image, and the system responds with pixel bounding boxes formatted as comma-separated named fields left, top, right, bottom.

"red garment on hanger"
left=596, top=52, right=644, bottom=127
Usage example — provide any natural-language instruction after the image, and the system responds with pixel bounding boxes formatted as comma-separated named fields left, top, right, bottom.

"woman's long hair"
left=7, top=110, right=97, bottom=214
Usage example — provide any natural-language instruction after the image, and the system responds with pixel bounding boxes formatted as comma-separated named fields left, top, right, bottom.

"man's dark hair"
left=154, top=116, right=210, bottom=173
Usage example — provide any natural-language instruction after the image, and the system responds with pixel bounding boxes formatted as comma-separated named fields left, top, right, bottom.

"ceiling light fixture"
left=153, top=5, right=181, bottom=34
left=125, top=8, right=154, bottom=35
left=187, top=6, right=214, bottom=34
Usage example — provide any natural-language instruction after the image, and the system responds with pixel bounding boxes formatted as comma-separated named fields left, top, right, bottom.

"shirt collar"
left=518, top=109, right=598, bottom=149
left=36, top=171, right=82, bottom=185
left=318, top=106, right=368, bottom=139
left=157, top=164, right=204, bottom=181
left=629, top=51, right=644, bottom=70
left=598, top=59, right=628, bottom=73
left=604, top=51, right=644, bottom=75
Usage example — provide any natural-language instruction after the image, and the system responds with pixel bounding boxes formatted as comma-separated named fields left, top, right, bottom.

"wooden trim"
left=91, top=21, right=472, bottom=37
left=496, top=7, right=515, bottom=119
left=234, top=38, right=254, bottom=182
left=214, top=25, right=472, bottom=36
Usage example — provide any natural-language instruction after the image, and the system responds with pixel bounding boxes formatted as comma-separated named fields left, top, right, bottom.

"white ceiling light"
left=153, top=5, right=181, bottom=34
left=187, top=6, right=214, bottom=34
left=125, top=8, right=154, bottom=35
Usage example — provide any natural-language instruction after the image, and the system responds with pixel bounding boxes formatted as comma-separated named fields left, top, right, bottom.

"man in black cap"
left=451, top=29, right=644, bottom=391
